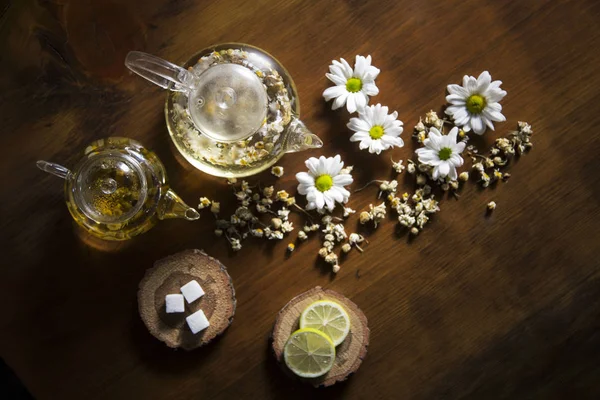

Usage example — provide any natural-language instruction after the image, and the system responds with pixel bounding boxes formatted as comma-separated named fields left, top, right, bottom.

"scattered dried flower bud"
left=276, top=190, right=289, bottom=201
left=332, top=264, right=341, bottom=274
left=198, top=197, right=211, bottom=209
left=271, top=218, right=282, bottom=229
left=349, top=233, right=364, bottom=244
left=340, top=165, right=353, bottom=175
left=226, top=178, right=237, bottom=185
left=271, top=166, right=284, bottom=177
left=297, top=231, right=307, bottom=241
left=262, top=186, right=274, bottom=198
left=318, top=247, right=329, bottom=258
left=214, top=229, right=223, bottom=237
left=407, top=162, right=416, bottom=174
left=230, top=238, right=242, bottom=251
left=487, top=201, right=497, bottom=211
left=414, top=120, right=426, bottom=132
left=250, top=228, right=264, bottom=237
left=287, top=243, right=295, bottom=252
left=210, top=201, right=221, bottom=214
left=459, top=172, right=469, bottom=182
left=324, top=234, right=335, bottom=242
left=410, top=227, right=419, bottom=235
left=416, top=174, right=427, bottom=186
left=281, top=221, right=294, bottom=233
left=325, top=253, right=338, bottom=265
left=341, top=243, right=352, bottom=253
left=343, top=207, right=356, bottom=217
left=424, top=110, right=440, bottom=126
left=392, top=159, right=405, bottom=173
left=359, top=211, right=371, bottom=224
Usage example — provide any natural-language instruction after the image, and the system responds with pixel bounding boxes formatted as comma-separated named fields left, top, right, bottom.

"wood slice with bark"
left=138, top=249, right=236, bottom=350
left=271, top=287, right=369, bottom=387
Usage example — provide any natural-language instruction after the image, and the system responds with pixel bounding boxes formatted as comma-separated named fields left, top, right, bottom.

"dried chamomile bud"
left=391, top=159, right=405, bottom=173
left=198, top=197, right=211, bottom=209
left=271, top=166, right=284, bottom=177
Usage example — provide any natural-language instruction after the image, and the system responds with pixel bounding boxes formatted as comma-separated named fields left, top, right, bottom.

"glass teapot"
left=37, top=137, right=200, bottom=241
left=125, top=43, right=323, bottom=178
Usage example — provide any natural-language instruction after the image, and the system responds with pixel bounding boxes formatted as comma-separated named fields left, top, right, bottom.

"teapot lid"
left=188, top=63, right=268, bottom=142
left=73, top=153, right=147, bottom=224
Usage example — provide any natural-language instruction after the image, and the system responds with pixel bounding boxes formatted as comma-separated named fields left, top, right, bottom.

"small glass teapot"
left=125, top=43, right=323, bottom=178
left=37, top=137, right=200, bottom=241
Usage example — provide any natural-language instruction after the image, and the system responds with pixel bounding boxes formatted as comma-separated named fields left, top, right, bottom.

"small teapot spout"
left=283, top=118, right=323, bottom=153
left=157, top=189, right=200, bottom=221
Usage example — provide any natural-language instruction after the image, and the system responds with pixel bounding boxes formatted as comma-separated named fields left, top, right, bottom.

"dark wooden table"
left=1, top=0, right=599, bottom=399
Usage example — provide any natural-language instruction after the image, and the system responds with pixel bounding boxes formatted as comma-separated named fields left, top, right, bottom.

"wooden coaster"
left=138, top=249, right=236, bottom=350
left=271, top=287, right=369, bottom=387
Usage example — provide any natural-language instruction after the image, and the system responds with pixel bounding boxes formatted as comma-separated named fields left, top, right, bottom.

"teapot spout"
left=283, top=118, right=323, bottom=153
left=157, top=189, right=200, bottom=221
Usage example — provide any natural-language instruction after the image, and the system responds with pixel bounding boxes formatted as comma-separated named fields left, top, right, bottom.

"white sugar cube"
left=165, top=294, right=185, bottom=313
left=180, top=280, right=205, bottom=303
left=186, top=309, right=210, bottom=334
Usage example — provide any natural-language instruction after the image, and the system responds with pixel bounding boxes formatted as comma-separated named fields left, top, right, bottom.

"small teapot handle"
left=37, top=160, right=71, bottom=180
left=125, top=51, right=196, bottom=93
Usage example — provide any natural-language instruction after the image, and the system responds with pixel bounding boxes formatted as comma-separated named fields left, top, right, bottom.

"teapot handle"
left=37, top=160, right=71, bottom=180
left=125, top=51, right=196, bottom=93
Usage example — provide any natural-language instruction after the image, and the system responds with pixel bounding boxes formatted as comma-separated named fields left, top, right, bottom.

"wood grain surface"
left=1, top=0, right=599, bottom=399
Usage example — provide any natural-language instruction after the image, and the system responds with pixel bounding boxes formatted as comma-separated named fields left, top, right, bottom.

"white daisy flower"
left=347, top=104, right=404, bottom=154
left=415, top=127, right=466, bottom=181
left=445, top=71, right=507, bottom=135
left=323, top=55, right=380, bottom=113
left=295, top=155, right=353, bottom=212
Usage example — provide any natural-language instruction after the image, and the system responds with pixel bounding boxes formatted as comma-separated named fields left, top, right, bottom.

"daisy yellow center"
left=369, top=125, right=384, bottom=139
left=438, top=147, right=452, bottom=161
left=315, top=174, right=333, bottom=192
left=346, top=77, right=362, bottom=93
left=466, top=94, right=486, bottom=114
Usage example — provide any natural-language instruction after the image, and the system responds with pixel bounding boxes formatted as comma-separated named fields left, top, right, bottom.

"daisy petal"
left=332, top=92, right=348, bottom=110
left=346, top=94, right=357, bottom=113
left=323, top=85, right=346, bottom=101
left=470, top=115, right=485, bottom=135
left=438, top=161, right=450, bottom=177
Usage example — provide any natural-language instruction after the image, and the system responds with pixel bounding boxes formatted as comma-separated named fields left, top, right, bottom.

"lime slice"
left=299, top=300, right=350, bottom=346
left=283, top=328, right=336, bottom=378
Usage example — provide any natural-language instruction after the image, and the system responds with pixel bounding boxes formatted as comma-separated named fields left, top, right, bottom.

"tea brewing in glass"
left=125, top=43, right=323, bottom=178
left=37, top=137, right=199, bottom=240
